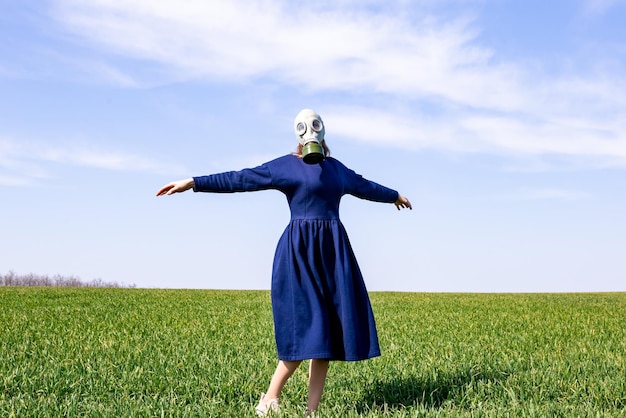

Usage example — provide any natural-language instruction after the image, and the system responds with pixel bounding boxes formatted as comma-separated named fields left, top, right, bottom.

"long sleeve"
left=193, top=164, right=275, bottom=193
left=340, top=165, right=399, bottom=203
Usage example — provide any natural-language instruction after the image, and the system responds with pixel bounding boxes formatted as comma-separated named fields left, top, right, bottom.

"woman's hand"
left=156, top=178, right=195, bottom=196
left=394, top=194, right=412, bottom=211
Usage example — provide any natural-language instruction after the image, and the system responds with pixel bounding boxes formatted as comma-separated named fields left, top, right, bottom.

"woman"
left=156, top=109, right=411, bottom=416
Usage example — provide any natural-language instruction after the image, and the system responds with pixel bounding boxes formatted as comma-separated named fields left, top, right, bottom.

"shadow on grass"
left=357, top=367, right=509, bottom=412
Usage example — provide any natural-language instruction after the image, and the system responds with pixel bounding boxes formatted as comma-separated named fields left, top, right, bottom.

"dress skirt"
left=271, top=218, right=381, bottom=361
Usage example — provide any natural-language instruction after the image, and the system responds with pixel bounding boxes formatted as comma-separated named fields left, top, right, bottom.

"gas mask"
left=294, top=109, right=325, bottom=164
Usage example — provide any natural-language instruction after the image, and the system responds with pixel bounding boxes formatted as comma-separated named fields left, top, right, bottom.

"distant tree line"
left=0, top=271, right=135, bottom=288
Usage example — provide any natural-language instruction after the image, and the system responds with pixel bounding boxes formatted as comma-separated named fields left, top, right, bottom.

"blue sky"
left=1, top=0, right=625, bottom=292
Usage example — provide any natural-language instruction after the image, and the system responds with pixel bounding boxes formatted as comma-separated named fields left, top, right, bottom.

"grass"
left=1, top=288, right=625, bottom=417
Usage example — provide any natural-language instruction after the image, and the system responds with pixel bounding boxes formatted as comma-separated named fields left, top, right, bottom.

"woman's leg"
left=264, top=360, right=302, bottom=400
left=307, top=359, right=329, bottom=411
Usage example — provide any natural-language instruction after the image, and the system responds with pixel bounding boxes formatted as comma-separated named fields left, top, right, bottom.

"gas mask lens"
left=296, top=122, right=306, bottom=135
left=311, top=119, right=323, bottom=132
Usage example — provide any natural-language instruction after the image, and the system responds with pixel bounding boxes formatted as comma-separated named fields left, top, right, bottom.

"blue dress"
left=193, top=155, right=398, bottom=361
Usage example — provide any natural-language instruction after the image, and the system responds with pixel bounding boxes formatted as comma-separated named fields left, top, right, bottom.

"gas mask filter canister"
left=294, top=109, right=325, bottom=164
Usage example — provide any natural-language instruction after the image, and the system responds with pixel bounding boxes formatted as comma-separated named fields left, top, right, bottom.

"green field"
left=1, top=288, right=625, bottom=417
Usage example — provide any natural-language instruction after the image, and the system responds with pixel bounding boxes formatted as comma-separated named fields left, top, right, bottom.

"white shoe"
left=255, top=393, right=279, bottom=417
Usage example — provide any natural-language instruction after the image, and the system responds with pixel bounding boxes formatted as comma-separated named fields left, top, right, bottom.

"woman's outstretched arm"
left=156, top=178, right=194, bottom=196
left=394, top=193, right=412, bottom=210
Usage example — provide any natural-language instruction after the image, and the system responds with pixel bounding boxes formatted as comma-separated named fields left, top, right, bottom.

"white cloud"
left=0, top=175, right=34, bottom=187
left=582, top=0, right=626, bottom=14
left=0, top=137, right=185, bottom=186
left=325, top=105, right=626, bottom=166
left=51, top=1, right=513, bottom=106
left=48, top=0, right=626, bottom=167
